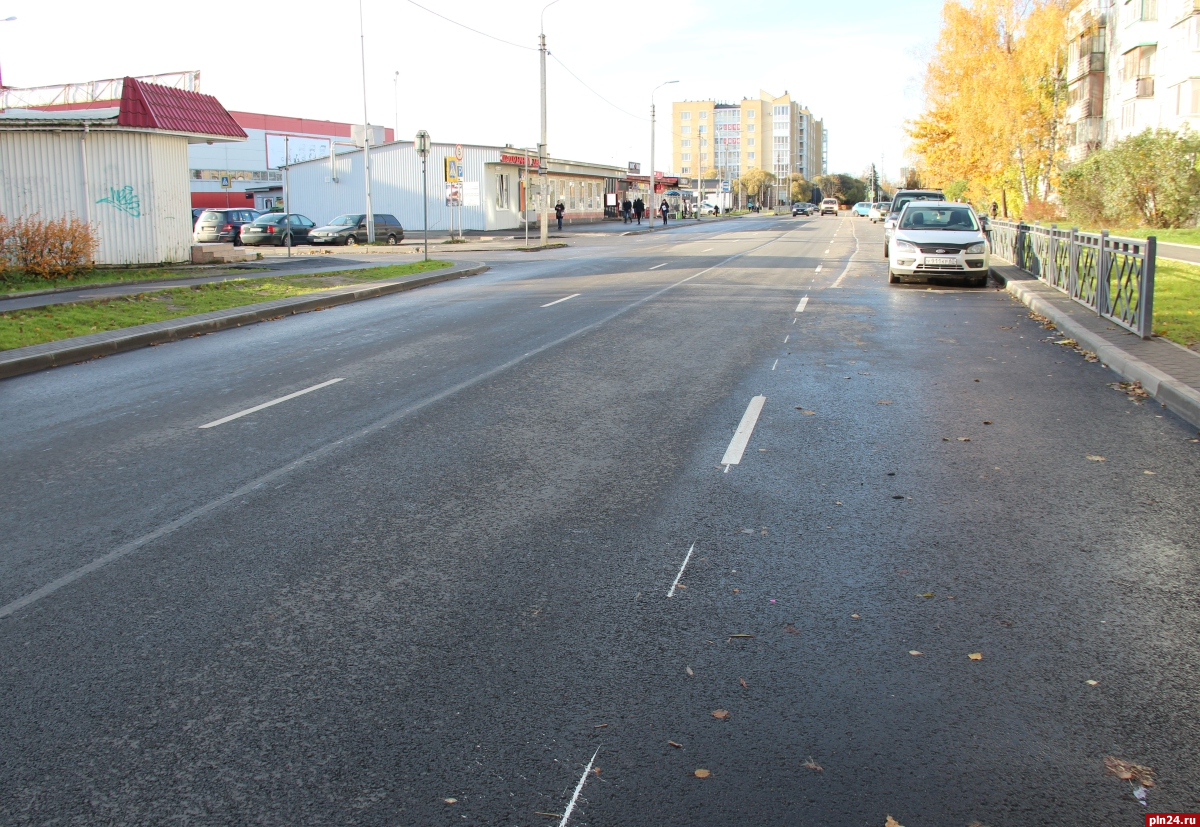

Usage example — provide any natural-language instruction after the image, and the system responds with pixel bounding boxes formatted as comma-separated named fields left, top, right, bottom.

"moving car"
left=883, top=189, right=944, bottom=256
left=869, top=201, right=891, bottom=223
left=792, top=202, right=812, bottom=216
left=820, top=198, right=839, bottom=216
left=853, top=201, right=872, bottom=217
left=308, top=213, right=405, bottom=245
left=192, top=208, right=261, bottom=245
left=240, top=213, right=315, bottom=247
left=887, top=201, right=989, bottom=287
left=695, top=202, right=720, bottom=216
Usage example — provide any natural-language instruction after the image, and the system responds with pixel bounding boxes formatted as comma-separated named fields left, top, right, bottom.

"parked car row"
left=192, top=210, right=405, bottom=247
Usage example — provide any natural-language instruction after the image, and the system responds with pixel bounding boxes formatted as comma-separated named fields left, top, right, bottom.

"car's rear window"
left=253, top=214, right=287, bottom=226
left=198, top=210, right=228, bottom=222
left=899, top=206, right=979, bottom=231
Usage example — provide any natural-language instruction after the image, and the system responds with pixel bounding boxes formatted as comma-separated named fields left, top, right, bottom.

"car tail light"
left=221, top=223, right=233, bottom=231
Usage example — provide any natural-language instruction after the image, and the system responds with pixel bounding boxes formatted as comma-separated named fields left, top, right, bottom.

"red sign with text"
left=500, top=153, right=540, bottom=168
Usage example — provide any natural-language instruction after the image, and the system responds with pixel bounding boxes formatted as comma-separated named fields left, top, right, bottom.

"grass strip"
left=0, top=265, right=273, bottom=295
left=1154, top=258, right=1200, bottom=348
left=0, top=260, right=451, bottom=351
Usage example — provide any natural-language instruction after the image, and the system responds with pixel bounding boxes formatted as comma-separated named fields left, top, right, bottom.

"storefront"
left=540, top=158, right=625, bottom=225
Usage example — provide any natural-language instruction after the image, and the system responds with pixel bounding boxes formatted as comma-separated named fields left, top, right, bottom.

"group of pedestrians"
left=620, top=198, right=645, bottom=224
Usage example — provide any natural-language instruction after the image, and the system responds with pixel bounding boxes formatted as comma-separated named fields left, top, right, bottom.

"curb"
left=0, top=262, right=489, bottom=381
left=990, top=262, right=1200, bottom=429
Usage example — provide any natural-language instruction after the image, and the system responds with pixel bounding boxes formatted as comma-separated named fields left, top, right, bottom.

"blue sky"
left=0, top=0, right=945, bottom=179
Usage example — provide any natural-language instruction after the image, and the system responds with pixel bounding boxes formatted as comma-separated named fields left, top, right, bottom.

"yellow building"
left=671, top=90, right=825, bottom=195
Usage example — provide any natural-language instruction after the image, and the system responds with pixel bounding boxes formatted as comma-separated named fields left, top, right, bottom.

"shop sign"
left=628, top=161, right=641, bottom=174
left=463, top=181, right=480, bottom=207
left=445, top=182, right=462, bottom=206
left=500, top=153, right=539, bottom=167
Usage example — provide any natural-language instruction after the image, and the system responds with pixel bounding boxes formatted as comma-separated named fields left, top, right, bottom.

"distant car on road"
left=240, top=213, right=315, bottom=247
left=192, top=208, right=261, bottom=245
left=869, top=202, right=891, bottom=223
left=308, top=214, right=405, bottom=245
left=792, top=203, right=812, bottom=216
left=695, top=202, right=720, bottom=215
left=820, top=198, right=839, bottom=216
left=883, top=189, right=945, bottom=256
left=887, top=201, right=989, bottom=287
left=853, top=201, right=872, bottom=217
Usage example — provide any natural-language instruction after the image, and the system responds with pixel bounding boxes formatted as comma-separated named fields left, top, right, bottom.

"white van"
left=820, top=198, right=839, bottom=216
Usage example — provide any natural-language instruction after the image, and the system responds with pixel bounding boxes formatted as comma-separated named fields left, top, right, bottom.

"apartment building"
left=670, top=90, right=825, bottom=186
left=1064, top=0, right=1200, bottom=161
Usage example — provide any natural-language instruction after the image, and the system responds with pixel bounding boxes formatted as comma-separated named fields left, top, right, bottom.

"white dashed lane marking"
left=721, top=395, right=767, bottom=470
left=541, top=293, right=581, bottom=307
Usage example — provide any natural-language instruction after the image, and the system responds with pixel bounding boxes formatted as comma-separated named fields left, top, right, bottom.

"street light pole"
left=648, top=80, right=678, bottom=234
left=415, top=130, right=430, bottom=262
left=538, top=0, right=559, bottom=248
left=358, top=0, right=375, bottom=244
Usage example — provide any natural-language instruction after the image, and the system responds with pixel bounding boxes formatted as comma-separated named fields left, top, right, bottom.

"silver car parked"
left=887, top=201, right=989, bottom=287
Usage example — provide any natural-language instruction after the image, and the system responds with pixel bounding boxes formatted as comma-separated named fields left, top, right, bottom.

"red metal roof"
left=117, top=76, right=246, bottom=139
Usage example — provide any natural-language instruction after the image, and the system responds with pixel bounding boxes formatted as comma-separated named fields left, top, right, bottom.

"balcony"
left=1136, top=76, right=1155, bottom=97
left=1066, top=98, right=1094, bottom=121
left=1177, top=0, right=1200, bottom=22
left=1068, top=52, right=1105, bottom=82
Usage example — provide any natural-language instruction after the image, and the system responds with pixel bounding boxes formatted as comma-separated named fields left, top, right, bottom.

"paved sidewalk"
left=0, top=261, right=488, bottom=381
left=991, top=261, right=1200, bottom=429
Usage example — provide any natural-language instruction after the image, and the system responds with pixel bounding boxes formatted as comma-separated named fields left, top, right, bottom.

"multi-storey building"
left=1063, top=0, right=1200, bottom=162
left=670, top=90, right=824, bottom=191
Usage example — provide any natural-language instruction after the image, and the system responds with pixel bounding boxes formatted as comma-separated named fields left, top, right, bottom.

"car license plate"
left=925, top=256, right=957, bottom=265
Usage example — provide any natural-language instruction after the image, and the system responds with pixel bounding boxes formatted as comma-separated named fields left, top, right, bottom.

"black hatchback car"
left=240, top=213, right=316, bottom=247
left=308, top=214, right=405, bottom=245
left=192, top=209, right=261, bottom=245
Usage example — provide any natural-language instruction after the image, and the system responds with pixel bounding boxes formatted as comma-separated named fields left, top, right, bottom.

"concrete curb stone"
left=0, top=262, right=488, bottom=381
left=990, top=262, right=1200, bottom=429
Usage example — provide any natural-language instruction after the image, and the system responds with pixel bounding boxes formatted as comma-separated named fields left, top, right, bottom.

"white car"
left=695, top=202, right=720, bottom=215
left=887, top=201, right=989, bottom=287
left=820, top=198, right=839, bottom=216
left=868, top=201, right=891, bottom=223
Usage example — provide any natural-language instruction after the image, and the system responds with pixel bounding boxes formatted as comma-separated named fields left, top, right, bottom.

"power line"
left=401, top=0, right=536, bottom=51
left=549, top=53, right=646, bottom=123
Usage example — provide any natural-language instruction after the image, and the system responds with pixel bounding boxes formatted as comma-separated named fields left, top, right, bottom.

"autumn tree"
left=788, top=174, right=817, bottom=202
left=738, top=169, right=776, bottom=202
left=907, top=0, right=1066, bottom=214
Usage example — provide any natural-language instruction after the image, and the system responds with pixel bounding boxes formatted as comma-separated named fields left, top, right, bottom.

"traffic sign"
left=220, top=174, right=231, bottom=189
left=455, top=144, right=464, bottom=160
left=721, top=180, right=731, bottom=193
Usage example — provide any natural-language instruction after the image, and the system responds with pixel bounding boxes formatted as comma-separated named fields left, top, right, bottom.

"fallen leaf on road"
left=957, top=437, right=971, bottom=442
left=796, top=408, right=817, bottom=415
left=686, top=666, right=694, bottom=677
left=444, top=798, right=457, bottom=804
left=1144, top=470, right=1156, bottom=475
left=535, top=813, right=562, bottom=818
left=1085, top=679, right=1099, bottom=686
left=712, top=710, right=730, bottom=720
left=851, top=614, right=860, bottom=619
left=739, top=678, right=748, bottom=689
left=593, top=767, right=601, bottom=775
left=968, top=652, right=982, bottom=660
left=1055, top=338, right=1078, bottom=347
left=694, top=769, right=711, bottom=778
left=877, top=400, right=893, bottom=405
left=729, top=634, right=755, bottom=638
left=669, top=741, right=682, bottom=748
left=594, top=723, right=608, bottom=729
left=1104, top=756, right=1155, bottom=787
left=974, top=378, right=981, bottom=382
left=803, top=757, right=823, bottom=771
left=732, top=588, right=740, bottom=593
left=835, top=501, right=842, bottom=505
left=942, top=437, right=950, bottom=441
left=1086, top=455, right=1106, bottom=461
left=909, top=650, right=923, bottom=656
left=1109, top=380, right=1151, bottom=400
left=999, top=325, right=1013, bottom=329
left=983, top=420, right=992, bottom=425
left=893, top=494, right=905, bottom=499
left=783, top=623, right=800, bottom=634
left=919, top=592, right=935, bottom=598
left=885, top=817, right=905, bottom=827
left=675, top=584, right=687, bottom=589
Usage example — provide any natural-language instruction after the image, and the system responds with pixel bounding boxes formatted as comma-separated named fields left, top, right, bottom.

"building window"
left=681, top=139, right=691, bottom=148
left=748, top=137, right=755, bottom=146
left=700, top=153, right=708, bottom=161
left=680, top=111, right=691, bottom=120
left=1176, top=79, right=1200, bottom=114
left=1122, top=100, right=1136, bottom=129
left=681, top=125, right=691, bottom=134
left=747, top=124, right=756, bottom=132
left=748, top=152, right=756, bottom=160
left=681, top=166, right=691, bottom=174
left=746, top=110, right=755, bottom=118
left=698, top=124, right=707, bottom=133
left=700, top=138, right=707, bottom=147
left=682, top=153, right=691, bottom=161
left=699, top=111, right=707, bottom=119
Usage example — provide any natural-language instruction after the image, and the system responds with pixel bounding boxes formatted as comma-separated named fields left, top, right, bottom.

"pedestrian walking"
left=622, top=198, right=632, bottom=224
left=554, top=201, right=564, bottom=232
left=659, top=199, right=669, bottom=226
left=633, top=197, right=644, bottom=225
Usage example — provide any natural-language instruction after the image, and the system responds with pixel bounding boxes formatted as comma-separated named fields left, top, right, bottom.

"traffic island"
left=0, top=260, right=487, bottom=380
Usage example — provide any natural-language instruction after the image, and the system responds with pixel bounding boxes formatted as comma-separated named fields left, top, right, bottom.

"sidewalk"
left=990, top=261, right=1200, bottom=429
left=0, top=261, right=488, bottom=381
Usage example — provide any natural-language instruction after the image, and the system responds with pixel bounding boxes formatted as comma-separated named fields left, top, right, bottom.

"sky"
left=0, top=0, right=945, bottom=180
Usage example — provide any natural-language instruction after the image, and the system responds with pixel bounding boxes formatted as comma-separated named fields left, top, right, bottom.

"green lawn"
left=0, top=260, right=450, bottom=351
left=0, top=265, right=272, bottom=294
left=1154, top=258, right=1200, bottom=348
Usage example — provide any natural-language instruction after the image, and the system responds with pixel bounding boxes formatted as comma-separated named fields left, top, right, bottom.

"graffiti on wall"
left=96, top=185, right=141, bottom=218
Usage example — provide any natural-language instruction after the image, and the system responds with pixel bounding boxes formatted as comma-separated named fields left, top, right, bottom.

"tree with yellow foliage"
left=907, top=0, right=1066, bottom=215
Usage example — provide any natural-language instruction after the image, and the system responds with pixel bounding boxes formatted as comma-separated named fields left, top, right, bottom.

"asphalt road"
left=2, top=215, right=1198, bottom=826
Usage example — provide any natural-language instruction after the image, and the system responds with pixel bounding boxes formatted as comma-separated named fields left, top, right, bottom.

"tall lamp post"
left=415, top=130, right=430, bottom=262
left=0, top=16, right=17, bottom=92
left=358, top=0, right=375, bottom=243
left=647, top=79, right=678, bottom=233
left=538, top=0, right=560, bottom=247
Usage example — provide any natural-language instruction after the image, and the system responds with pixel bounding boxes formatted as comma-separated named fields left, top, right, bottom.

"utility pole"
left=358, top=0, right=374, bottom=243
left=648, top=80, right=679, bottom=233
left=416, top=130, right=430, bottom=261
left=284, top=135, right=291, bottom=258
left=539, top=1, right=558, bottom=247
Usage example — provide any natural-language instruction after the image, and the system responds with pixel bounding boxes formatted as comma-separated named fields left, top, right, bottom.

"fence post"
left=1016, top=222, right=1027, bottom=270
left=1049, top=224, right=1058, bottom=283
left=1140, top=236, right=1155, bottom=339
left=1069, top=227, right=1079, bottom=298
left=1097, top=230, right=1110, bottom=317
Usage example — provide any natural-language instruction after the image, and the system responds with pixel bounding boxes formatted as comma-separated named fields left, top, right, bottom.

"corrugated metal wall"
left=0, top=129, right=193, bottom=264
left=284, top=143, right=509, bottom=233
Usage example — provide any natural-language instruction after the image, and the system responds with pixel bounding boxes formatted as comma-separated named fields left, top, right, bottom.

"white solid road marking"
left=558, top=747, right=601, bottom=827
left=199, top=378, right=344, bottom=429
left=541, top=293, right=581, bottom=307
left=668, top=542, right=696, bottom=598
left=795, top=296, right=809, bottom=312
left=649, top=263, right=667, bottom=270
left=783, top=334, right=790, bottom=343
left=831, top=217, right=863, bottom=288
left=772, top=359, right=779, bottom=370
left=721, top=395, right=767, bottom=468
left=815, top=265, right=822, bottom=273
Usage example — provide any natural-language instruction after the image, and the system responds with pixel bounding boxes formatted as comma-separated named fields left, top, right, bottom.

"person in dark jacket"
left=633, top=198, right=644, bottom=224
left=622, top=198, right=632, bottom=223
left=659, top=199, right=669, bottom=226
left=554, top=201, right=565, bottom=231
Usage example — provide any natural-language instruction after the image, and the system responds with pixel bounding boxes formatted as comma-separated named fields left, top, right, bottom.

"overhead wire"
left=401, top=0, right=536, bottom=51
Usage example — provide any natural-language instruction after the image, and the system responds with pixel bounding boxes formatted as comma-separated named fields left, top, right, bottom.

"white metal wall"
left=0, top=129, right=193, bottom=264
left=284, top=142, right=513, bottom=233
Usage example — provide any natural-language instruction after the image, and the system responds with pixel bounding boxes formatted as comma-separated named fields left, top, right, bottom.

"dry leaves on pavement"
left=1086, top=455, right=1106, bottom=462
left=783, top=623, right=800, bottom=634
left=668, top=741, right=682, bottom=748
left=1103, top=756, right=1155, bottom=787
left=712, top=709, right=730, bottom=720
left=968, top=652, right=983, bottom=660
left=796, top=408, right=817, bottom=415
left=1109, top=380, right=1151, bottom=400
left=885, top=817, right=905, bottom=827
left=686, top=666, right=694, bottom=677
left=803, top=757, right=823, bottom=771
left=1054, top=338, right=1078, bottom=347
left=877, top=399, right=893, bottom=405
left=694, top=768, right=711, bottom=778
left=739, top=678, right=748, bottom=689
left=909, top=650, right=923, bottom=656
